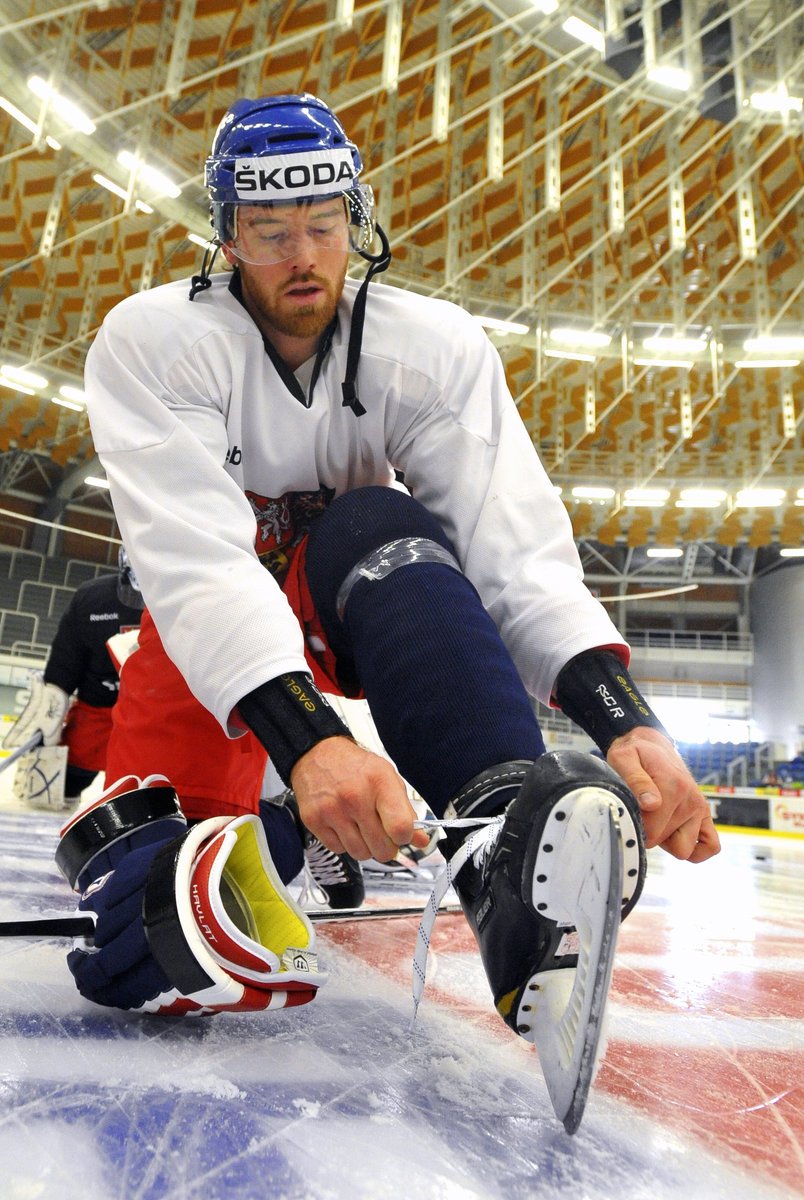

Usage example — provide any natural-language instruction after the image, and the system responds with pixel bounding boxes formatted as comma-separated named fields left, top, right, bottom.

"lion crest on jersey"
left=246, top=485, right=335, bottom=580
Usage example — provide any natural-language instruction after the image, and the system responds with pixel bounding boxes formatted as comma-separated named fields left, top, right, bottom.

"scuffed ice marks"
left=0, top=782, right=801, bottom=1200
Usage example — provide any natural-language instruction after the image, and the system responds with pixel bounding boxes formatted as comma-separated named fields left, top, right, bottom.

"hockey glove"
left=3, top=671, right=69, bottom=749
left=57, top=776, right=324, bottom=1015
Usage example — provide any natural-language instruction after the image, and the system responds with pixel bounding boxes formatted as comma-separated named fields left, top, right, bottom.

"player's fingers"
left=659, top=809, right=716, bottom=861
left=640, top=805, right=679, bottom=849
left=659, top=824, right=698, bottom=860
left=687, top=816, right=721, bottom=862
left=376, top=790, right=419, bottom=849
left=338, top=816, right=396, bottom=864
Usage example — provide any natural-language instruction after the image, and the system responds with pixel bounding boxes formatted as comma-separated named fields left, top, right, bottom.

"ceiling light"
left=92, top=173, right=153, bottom=213
left=743, top=335, right=804, bottom=354
left=780, top=548, right=804, bottom=557
left=676, top=488, right=727, bottom=508
left=477, top=316, right=530, bottom=335
left=561, top=16, right=605, bottom=54
left=734, top=359, right=801, bottom=369
left=634, top=357, right=695, bottom=369
left=52, top=396, right=84, bottom=412
left=1, top=364, right=48, bottom=389
left=0, top=96, right=38, bottom=135
left=84, top=475, right=110, bottom=489
left=550, top=327, right=611, bottom=349
left=544, top=349, right=597, bottom=363
left=646, top=547, right=683, bottom=558
left=117, top=151, right=181, bottom=198
left=647, top=65, right=691, bottom=91
left=571, top=486, right=615, bottom=500
left=59, top=384, right=86, bottom=403
left=641, top=336, right=707, bottom=355
left=0, top=378, right=36, bottom=396
left=532, top=0, right=559, bottom=13
left=623, top=488, right=670, bottom=507
left=735, top=488, right=785, bottom=508
left=27, top=75, right=96, bottom=135
left=749, top=87, right=802, bottom=114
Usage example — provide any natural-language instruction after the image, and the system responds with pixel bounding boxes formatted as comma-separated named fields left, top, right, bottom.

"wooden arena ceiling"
left=0, top=0, right=802, bottom=573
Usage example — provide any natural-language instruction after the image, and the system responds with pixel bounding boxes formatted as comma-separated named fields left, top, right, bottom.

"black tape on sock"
left=554, top=650, right=670, bottom=755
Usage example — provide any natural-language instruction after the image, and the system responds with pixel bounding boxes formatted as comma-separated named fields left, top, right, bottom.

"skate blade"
left=515, top=794, right=624, bottom=1134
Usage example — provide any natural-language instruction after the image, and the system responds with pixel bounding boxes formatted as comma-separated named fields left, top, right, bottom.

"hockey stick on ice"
left=0, top=902, right=462, bottom=940
left=0, top=732, right=42, bottom=776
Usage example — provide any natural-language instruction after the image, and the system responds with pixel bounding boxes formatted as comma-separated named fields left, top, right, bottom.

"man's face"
left=224, top=198, right=349, bottom=341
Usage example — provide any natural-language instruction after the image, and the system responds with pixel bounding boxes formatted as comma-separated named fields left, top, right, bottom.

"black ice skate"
left=283, top=791, right=365, bottom=911
left=435, top=751, right=646, bottom=1133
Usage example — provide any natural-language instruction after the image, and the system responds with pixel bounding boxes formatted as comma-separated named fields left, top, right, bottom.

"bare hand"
left=606, top=727, right=721, bottom=863
left=290, top=736, right=430, bottom=862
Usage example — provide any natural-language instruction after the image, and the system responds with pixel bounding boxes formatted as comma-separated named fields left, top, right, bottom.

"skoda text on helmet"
left=204, top=94, right=377, bottom=264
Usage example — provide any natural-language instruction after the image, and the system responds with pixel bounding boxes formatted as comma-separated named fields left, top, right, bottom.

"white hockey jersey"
left=84, top=271, right=627, bottom=734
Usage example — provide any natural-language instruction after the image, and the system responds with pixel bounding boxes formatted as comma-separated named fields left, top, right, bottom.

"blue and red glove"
left=57, top=775, right=325, bottom=1015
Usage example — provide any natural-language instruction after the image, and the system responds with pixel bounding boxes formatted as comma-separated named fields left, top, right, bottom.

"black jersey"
left=43, top=573, right=142, bottom=708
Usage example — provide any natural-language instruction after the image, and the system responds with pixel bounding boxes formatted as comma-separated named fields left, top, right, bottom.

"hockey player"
left=61, top=93, right=719, bottom=1131
left=2, top=549, right=143, bottom=808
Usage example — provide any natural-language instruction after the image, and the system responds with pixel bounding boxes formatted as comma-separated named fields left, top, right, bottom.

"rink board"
left=0, top=795, right=802, bottom=1200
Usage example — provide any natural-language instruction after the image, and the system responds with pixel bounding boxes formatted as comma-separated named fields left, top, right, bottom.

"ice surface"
left=0, top=778, right=801, bottom=1200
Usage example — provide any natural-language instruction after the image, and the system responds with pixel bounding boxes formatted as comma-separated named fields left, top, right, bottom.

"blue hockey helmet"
left=205, top=94, right=376, bottom=258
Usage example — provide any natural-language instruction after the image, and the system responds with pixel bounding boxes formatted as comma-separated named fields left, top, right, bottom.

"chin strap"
left=341, top=223, right=392, bottom=417
left=189, top=241, right=221, bottom=300
left=187, top=224, right=393, bottom=410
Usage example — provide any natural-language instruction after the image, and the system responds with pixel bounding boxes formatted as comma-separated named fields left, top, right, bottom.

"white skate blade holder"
left=515, top=786, right=626, bottom=1135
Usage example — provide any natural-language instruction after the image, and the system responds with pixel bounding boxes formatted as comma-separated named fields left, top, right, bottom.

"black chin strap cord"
left=189, top=241, right=221, bottom=300
left=188, top=226, right=392, bottom=414
left=341, top=223, right=392, bottom=417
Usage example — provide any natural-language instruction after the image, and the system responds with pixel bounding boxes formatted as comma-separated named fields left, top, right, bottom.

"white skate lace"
left=305, top=839, right=352, bottom=885
left=295, top=839, right=354, bottom=908
left=409, top=815, right=504, bottom=1028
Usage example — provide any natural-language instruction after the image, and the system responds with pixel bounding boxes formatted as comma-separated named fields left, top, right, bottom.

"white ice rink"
left=0, top=780, right=802, bottom=1200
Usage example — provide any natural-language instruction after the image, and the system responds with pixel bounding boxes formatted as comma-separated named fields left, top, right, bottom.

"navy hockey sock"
left=257, top=800, right=305, bottom=884
left=306, top=487, right=544, bottom=814
left=343, top=566, right=544, bottom=813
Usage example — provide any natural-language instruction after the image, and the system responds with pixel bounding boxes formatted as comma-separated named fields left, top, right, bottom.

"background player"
left=2, top=548, right=143, bottom=808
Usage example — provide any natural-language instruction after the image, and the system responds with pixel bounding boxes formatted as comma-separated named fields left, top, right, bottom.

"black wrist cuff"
left=237, top=672, right=352, bottom=785
left=554, top=650, right=671, bottom=755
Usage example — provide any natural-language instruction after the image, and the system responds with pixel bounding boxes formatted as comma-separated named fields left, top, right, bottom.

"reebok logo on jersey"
left=234, top=150, right=354, bottom=199
left=225, top=445, right=242, bottom=465
left=89, top=612, right=119, bottom=621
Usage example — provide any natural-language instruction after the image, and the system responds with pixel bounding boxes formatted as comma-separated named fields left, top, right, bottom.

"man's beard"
left=241, top=265, right=346, bottom=341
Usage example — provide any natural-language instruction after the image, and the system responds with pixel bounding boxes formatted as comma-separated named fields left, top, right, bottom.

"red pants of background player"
left=104, top=539, right=345, bottom=821
left=62, top=700, right=114, bottom=773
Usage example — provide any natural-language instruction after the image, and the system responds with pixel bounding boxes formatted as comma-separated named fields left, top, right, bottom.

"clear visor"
left=224, top=185, right=375, bottom=267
